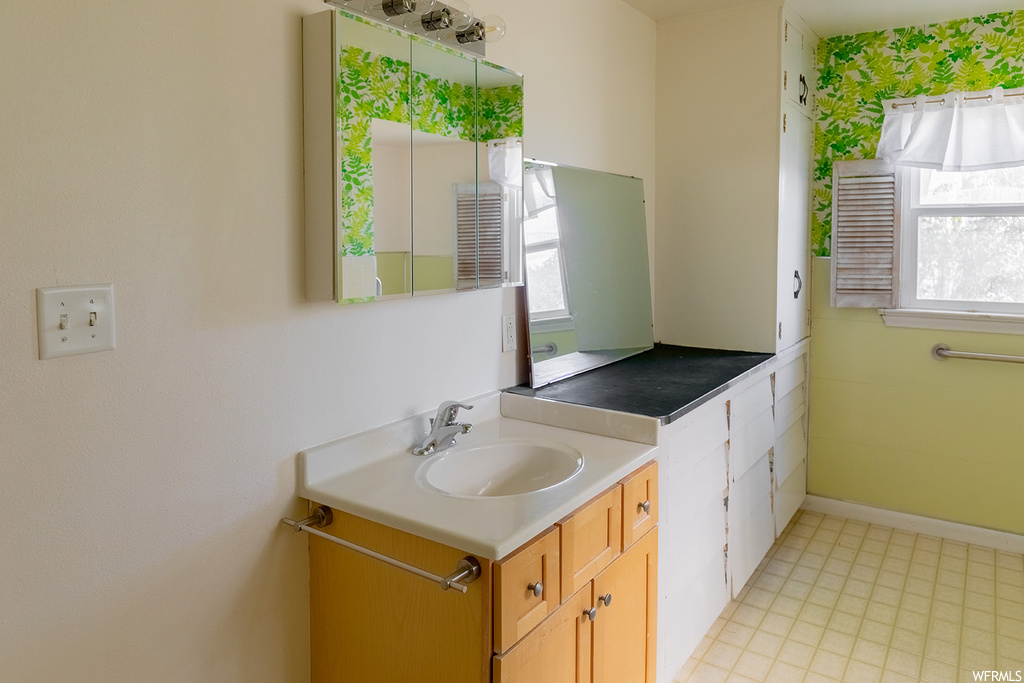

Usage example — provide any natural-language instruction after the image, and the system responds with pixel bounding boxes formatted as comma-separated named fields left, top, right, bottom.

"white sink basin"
left=416, top=438, right=584, bottom=498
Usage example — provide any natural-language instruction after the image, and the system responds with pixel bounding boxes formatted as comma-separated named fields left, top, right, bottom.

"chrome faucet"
left=412, top=401, right=474, bottom=456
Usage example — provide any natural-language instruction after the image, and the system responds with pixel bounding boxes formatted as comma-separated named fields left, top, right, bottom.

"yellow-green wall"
left=809, top=258, right=1024, bottom=533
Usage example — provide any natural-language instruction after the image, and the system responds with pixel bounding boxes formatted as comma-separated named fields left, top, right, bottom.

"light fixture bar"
left=322, top=0, right=505, bottom=56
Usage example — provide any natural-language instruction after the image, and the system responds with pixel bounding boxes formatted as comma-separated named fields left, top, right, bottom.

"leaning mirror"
left=523, top=161, right=654, bottom=387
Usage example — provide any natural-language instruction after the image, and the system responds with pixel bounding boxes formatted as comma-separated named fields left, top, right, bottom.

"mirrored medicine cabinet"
left=303, top=9, right=524, bottom=305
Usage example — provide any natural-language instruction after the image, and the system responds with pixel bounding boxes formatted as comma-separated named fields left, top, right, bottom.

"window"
left=902, top=166, right=1024, bottom=314
left=524, top=204, right=572, bottom=320
left=831, top=160, right=1024, bottom=332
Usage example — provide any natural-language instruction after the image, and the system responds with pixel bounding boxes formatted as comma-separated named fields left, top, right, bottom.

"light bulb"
left=444, top=0, right=475, bottom=31
left=480, top=15, right=506, bottom=43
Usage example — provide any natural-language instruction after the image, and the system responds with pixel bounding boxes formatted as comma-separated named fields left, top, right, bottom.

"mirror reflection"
left=524, top=161, right=654, bottom=388
left=329, top=12, right=524, bottom=304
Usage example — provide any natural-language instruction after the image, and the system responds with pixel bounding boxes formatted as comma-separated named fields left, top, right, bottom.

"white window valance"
left=876, top=87, right=1024, bottom=171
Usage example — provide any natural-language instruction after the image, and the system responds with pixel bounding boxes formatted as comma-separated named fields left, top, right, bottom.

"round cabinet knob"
left=638, top=500, right=651, bottom=514
left=527, top=581, right=543, bottom=597
left=599, top=593, right=613, bottom=607
left=583, top=607, right=597, bottom=622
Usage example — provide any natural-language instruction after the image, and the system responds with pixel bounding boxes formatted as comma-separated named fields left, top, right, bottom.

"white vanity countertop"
left=298, top=393, right=657, bottom=560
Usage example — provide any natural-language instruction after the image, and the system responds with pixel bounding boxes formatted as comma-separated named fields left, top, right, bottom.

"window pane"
left=526, top=248, right=567, bottom=314
left=920, top=167, right=1024, bottom=205
left=917, top=215, right=1024, bottom=303
left=524, top=207, right=560, bottom=246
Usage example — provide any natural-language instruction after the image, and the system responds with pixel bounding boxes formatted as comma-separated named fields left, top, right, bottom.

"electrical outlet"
left=502, top=314, right=516, bottom=352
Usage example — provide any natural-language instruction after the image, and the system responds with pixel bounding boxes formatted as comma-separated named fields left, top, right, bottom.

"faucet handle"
left=435, top=400, right=474, bottom=426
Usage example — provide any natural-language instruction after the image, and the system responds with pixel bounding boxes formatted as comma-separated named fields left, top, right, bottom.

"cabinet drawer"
left=621, top=461, right=658, bottom=550
left=558, top=486, right=622, bottom=601
left=494, top=526, right=561, bottom=653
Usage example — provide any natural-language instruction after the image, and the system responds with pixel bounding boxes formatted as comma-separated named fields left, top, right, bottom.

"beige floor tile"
left=761, top=613, right=796, bottom=638
left=773, top=595, right=806, bottom=618
left=923, top=637, right=959, bottom=666
left=827, top=610, right=864, bottom=636
left=810, top=649, right=849, bottom=678
left=747, top=630, right=784, bottom=658
left=801, top=602, right=834, bottom=627
left=891, top=627, right=925, bottom=656
left=879, top=668, right=917, bottom=683
left=673, top=510, right=1024, bottom=683
left=842, top=579, right=873, bottom=600
left=884, top=648, right=921, bottom=678
left=725, top=673, right=760, bottom=683
left=820, top=629, right=856, bottom=657
left=859, top=618, right=894, bottom=646
left=704, top=640, right=744, bottom=670
left=790, top=620, right=826, bottom=647
left=851, top=638, right=889, bottom=667
left=766, top=660, right=808, bottom=683
left=732, top=650, right=773, bottom=679
left=674, top=657, right=699, bottom=682
left=732, top=604, right=768, bottom=629
left=689, top=661, right=730, bottom=683
left=919, top=658, right=957, bottom=683
left=864, top=603, right=897, bottom=626
left=719, top=621, right=756, bottom=649
left=778, top=638, right=816, bottom=668
left=843, top=659, right=882, bottom=683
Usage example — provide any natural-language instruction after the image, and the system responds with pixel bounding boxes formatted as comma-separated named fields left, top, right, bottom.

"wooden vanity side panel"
left=494, top=526, right=561, bottom=653
left=308, top=505, right=492, bottom=683
left=621, top=461, right=658, bottom=549
left=557, top=486, right=622, bottom=601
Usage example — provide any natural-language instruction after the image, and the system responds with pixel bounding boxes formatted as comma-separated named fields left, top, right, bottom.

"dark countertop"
left=505, top=344, right=775, bottom=425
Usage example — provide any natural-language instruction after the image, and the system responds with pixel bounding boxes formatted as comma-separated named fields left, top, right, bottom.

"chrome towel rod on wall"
left=281, top=506, right=481, bottom=593
left=932, top=344, right=1024, bottom=365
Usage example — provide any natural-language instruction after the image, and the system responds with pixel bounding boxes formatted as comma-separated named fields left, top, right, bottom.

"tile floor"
left=674, top=509, right=1024, bottom=683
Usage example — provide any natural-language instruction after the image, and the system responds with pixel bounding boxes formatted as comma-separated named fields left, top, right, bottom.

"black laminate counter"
left=504, top=344, right=774, bottom=426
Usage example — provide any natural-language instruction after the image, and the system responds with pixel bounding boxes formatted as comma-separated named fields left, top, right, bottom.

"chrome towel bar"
left=932, top=344, right=1024, bottom=365
left=281, top=506, right=481, bottom=593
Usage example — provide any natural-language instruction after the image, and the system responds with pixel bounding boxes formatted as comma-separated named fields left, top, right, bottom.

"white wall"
left=0, top=0, right=655, bottom=680
left=654, top=1, right=782, bottom=352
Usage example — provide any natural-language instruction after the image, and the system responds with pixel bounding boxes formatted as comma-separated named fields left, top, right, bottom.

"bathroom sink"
left=416, top=439, right=584, bottom=498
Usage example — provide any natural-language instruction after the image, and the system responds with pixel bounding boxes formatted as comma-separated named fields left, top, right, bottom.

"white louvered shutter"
left=830, top=160, right=901, bottom=308
left=455, top=182, right=504, bottom=290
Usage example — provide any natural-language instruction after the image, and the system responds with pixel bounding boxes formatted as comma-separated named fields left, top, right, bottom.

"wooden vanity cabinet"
left=308, top=461, right=657, bottom=683
left=494, top=529, right=658, bottom=683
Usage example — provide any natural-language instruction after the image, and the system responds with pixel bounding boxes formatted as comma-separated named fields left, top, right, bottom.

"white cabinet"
left=655, top=5, right=817, bottom=354
left=655, top=342, right=808, bottom=683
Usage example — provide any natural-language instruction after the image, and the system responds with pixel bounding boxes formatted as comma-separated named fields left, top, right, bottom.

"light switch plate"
left=37, top=284, right=116, bottom=359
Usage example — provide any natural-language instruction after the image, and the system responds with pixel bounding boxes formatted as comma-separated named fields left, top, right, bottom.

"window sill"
left=879, top=308, right=1024, bottom=335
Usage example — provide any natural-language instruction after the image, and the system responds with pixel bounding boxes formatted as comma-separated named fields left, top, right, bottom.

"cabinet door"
left=593, top=529, right=657, bottom=683
left=776, top=101, right=812, bottom=350
left=558, top=486, right=622, bottom=600
left=494, top=527, right=561, bottom=653
left=781, top=16, right=813, bottom=115
left=493, top=587, right=592, bottom=683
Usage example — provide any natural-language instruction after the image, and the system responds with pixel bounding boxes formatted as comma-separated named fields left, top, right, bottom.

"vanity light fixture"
left=323, top=0, right=505, bottom=53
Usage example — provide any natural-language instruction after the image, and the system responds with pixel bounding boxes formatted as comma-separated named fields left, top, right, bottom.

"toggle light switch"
left=36, top=284, right=116, bottom=359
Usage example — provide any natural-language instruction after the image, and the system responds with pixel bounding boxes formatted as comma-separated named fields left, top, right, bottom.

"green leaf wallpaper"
left=332, top=13, right=523, bottom=303
left=813, top=10, right=1024, bottom=256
